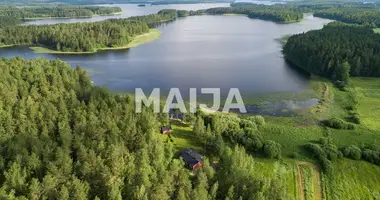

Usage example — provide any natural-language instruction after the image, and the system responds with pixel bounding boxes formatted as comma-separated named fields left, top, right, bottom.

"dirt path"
left=296, top=162, right=322, bottom=200
left=297, top=164, right=306, bottom=200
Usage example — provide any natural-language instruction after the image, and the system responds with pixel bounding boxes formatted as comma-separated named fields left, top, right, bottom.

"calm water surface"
left=1, top=8, right=332, bottom=103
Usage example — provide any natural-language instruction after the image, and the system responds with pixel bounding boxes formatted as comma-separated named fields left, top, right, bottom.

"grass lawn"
left=158, top=120, right=204, bottom=154
left=373, top=28, right=380, bottom=34
left=30, top=29, right=161, bottom=54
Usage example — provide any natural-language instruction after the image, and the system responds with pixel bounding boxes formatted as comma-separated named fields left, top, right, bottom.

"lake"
left=0, top=5, right=333, bottom=111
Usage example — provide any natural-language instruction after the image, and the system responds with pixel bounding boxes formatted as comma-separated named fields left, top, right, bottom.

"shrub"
left=321, top=117, right=355, bottom=130
left=263, top=140, right=282, bottom=159
left=361, top=149, right=380, bottom=165
left=343, top=145, right=362, bottom=160
left=305, top=143, right=334, bottom=173
left=349, top=114, right=361, bottom=124
left=248, top=115, right=266, bottom=127
left=334, top=80, right=347, bottom=90
left=324, top=143, right=339, bottom=161
left=321, top=158, right=333, bottom=174
left=239, top=119, right=257, bottom=130
left=244, top=134, right=263, bottom=152
left=305, top=143, right=326, bottom=159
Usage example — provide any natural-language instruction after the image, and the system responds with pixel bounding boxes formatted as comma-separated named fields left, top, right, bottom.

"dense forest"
left=0, top=9, right=179, bottom=52
left=0, top=57, right=287, bottom=199
left=0, top=6, right=121, bottom=19
left=314, top=8, right=380, bottom=27
left=204, top=6, right=304, bottom=23
left=283, top=22, right=380, bottom=84
left=0, top=16, right=21, bottom=28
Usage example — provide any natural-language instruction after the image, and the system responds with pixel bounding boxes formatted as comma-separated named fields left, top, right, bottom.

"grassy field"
left=324, top=159, right=380, bottom=199
left=30, top=29, right=161, bottom=54
left=260, top=77, right=380, bottom=156
left=351, top=78, right=380, bottom=132
left=253, top=159, right=300, bottom=200
left=261, top=116, right=324, bottom=157
left=159, top=120, right=204, bottom=154
left=373, top=28, right=380, bottom=34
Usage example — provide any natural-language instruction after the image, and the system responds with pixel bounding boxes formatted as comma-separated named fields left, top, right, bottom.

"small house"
left=181, top=148, right=203, bottom=170
left=160, top=125, right=172, bottom=135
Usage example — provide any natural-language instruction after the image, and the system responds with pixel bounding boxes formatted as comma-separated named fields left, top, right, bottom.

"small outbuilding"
left=181, top=148, right=203, bottom=170
left=160, top=125, right=172, bottom=135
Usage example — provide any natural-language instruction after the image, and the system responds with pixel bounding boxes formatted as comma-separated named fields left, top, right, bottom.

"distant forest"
left=314, top=8, right=380, bottom=27
left=0, top=6, right=305, bottom=53
left=204, top=6, right=303, bottom=22
left=283, top=22, right=380, bottom=84
left=0, top=6, right=121, bottom=19
left=0, top=0, right=231, bottom=5
left=0, top=9, right=180, bottom=52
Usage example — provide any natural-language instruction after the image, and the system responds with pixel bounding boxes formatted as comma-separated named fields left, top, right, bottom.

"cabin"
left=160, top=125, right=172, bottom=135
left=181, top=148, right=203, bottom=170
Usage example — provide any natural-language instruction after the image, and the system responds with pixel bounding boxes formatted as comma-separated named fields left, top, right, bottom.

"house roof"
left=181, top=148, right=203, bottom=168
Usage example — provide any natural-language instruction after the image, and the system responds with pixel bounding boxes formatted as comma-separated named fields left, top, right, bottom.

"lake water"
left=0, top=5, right=333, bottom=112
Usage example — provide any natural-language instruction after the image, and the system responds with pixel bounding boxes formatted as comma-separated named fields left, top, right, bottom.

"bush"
left=244, top=134, right=263, bottom=152
left=248, top=115, right=266, bottom=127
left=361, top=149, right=380, bottom=165
left=348, top=114, right=361, bottom=124
left=324, top=143, right=339, bottom=161
left=305, top=143, right=334, bottom=173
left=305, top=143, right=326, bottom=159
left=334, top=80, right=347, bottom=90
left=321, top=117, right=355, bottom=130
left=239, top=119, right=257, bottom=130
left=263, top=140, right=282, bottom=159
left=321, top=158, right=333, bottom=174
left=342, top=145, right=362, bottom=160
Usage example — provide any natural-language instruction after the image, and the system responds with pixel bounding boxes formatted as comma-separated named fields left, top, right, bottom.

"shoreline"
left=0, top=45, right=15, bottom=48
left=29, top=29, right=161, bottom=54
